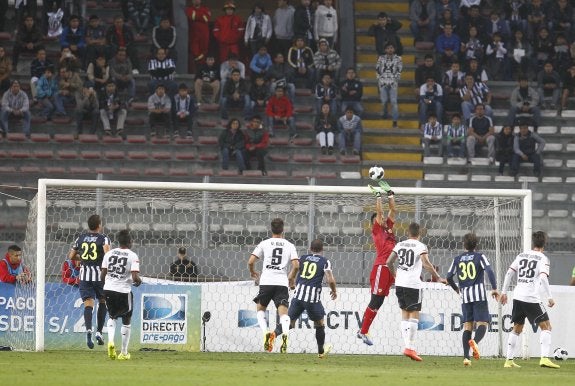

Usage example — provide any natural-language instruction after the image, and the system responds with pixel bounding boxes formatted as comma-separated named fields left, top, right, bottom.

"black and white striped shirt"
left=148, top=58, right=176, bottom=81
left=71, top=232, right=111, bottom=282
left=459, top=81, right=489, bottom=106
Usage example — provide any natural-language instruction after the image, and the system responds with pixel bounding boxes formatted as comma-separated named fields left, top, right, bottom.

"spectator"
left=219, top=53, right=246, bottom=96
left=150, top=0, right=171, bottom=26
left=194, top=55, right=220, bottom=104
left=250, top=74, right=269, bottom=112
left=495, top=125, right=515, bottom=176
left=466, top=103, right=495, bottom=163
left=465, top=57, right=489, bottom=84
left=109, top=48, right=136, bottom=104
left=267, top=52, right=296, bottom=102
left=147, top=83, right=171, bottom=138
left=127, top=0, right=151, bottom=36
left=0, top=46, right=12, bottom=94
left=75, top=81, right=99, bottom=138
left=186, top=0, right=211, bottom=71
left=486, top=10, right=511, bottom=42
left=459, top=25, right=484, bottom=63
left=55, top=67, right=82, bottom=117
left=421, top=112, right=443, bottom=157
left=106, top=15, right=141, bottom=74
left=213, top=2, right=245, bottom=64
left=313, top=38, right=341, bottom=83
left=315, top=102, right=337, bottom=154
left=148, top=47, right=177, bottom=96
left=409, top=0, right=436, bottom=42
left=547, top=0, right=573, bottom=36
left=244, top=114, right=270, bottom=176
left=508, top=28, right=532, bottom=80
left=551, top=34, right=571, bottom=77
left=220, top=69, right=252, bottom=120
left=0, top=80, right=31, bottom=138
left=314, top=0, right=337, bottom=48
left=172, top=83, right=197, bottom=138
left=337, top=106, right=363, bottom=156
left=560, top=64, right=575, bottom=113
left=340, top=67, right=364, bottom=116
left=460, top=74, right=492, bottom=122
left=526, top=0, right=546, bottom=39
left=36, top=66, right=61, bottom=121
left=532, top=26, right=554, bottom=75
left=249, top=45, right=273, bottom=78
left=62, top=257, right=80, bottom=286
left=272, top=0, right=295, bottom=57
left=58, top=47, right=81, bottom=73
left=287, top=36, right=315, bottom=88
left=314, top=72, right=337, bottom=114
left=244, top=3, right=272, bottom=56
left=30, top=48, right=53, bottom=103
left=13, top=0, right=38, bottom=32
left=436, top=7, right=458, bottom=39
left=151, top=16, right=177, bottom=61
left=419, top=76, right=443, bottom=126
left=87, top=55, right=110, bottom=95
left=60, top=15, right=86, bottom=66
left=294, top=0, right=315, bottom=49
left=436, top=0, right=459, bottom=21
left=368, top=12, right=403, bottom=56
left=265, top=86, right=296, bottom=139
left=414, top=54, right=442, bottom=99
left=504, top=0, right=528, bottom=35
left=99, top=80, right=127, bottom=137
left=445, top=113, right=466, bottom=158
left=84, top=15, right=107, bottom=68
left=0, top=245, right=31, bottom=284
left=435, top=23, right=460, bottom=68
left=508, top=75, right=541, bottom=129
left=376, top=43, right=402, bottom=128
left=537, top=61, right=561, bottom=110
left=460, top=5, right=487, bottom=41
left=511, top=121, right=545, bottom=177
left=12, top=15, right=42, bottom=69
left=218, top=118, right=247, bottom=174
left=442, top=61, right=465, bottom=113
left=485, top=32, right=510, bottom=81
left=170, top=247, right=198, bottom=281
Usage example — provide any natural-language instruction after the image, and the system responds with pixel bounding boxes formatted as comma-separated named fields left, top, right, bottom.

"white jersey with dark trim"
left=102, top=248, right=140, bottom=293
left=392, top=239, right=428, bottom=289
left=509, top=250, right=550, bottom=303
left=251, top=237, right=298, bottom=287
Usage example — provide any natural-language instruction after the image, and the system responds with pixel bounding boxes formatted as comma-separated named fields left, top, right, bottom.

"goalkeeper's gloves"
left=368, top=184, right=383, bottom=198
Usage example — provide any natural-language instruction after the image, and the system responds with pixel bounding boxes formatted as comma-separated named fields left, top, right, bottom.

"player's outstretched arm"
left=247, top=254, right=260, bottom=282
left=132, top=271, right=142, bottom=287
left=325, top=270, right=337, bottom=300
left=386, top=251, right=398, bottom=278
left=500, top=267, right=516, bottom=305
left=387, top=191, right=396, bottom=223
left=421, top=253, right=444, bottom=283
left=288, top=259, right=300, bottom=290
left=446, top=274, right=459, bottom=293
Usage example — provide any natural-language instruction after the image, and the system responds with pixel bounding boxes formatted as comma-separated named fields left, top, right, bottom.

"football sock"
left=408, top=319, right=419, bottom=350
left=84, top=306, right=93, bottom=331
left=400, top=320, right=410, bottom=349
left=256, top=311, right=267, bottom=334
left=474, top=324, right=487, bottom=343
left=506, top=331, right=519, bottom=360
left=107, top=318, right=116, bottom=344
left=316, top=326, right=326, bottom=354
left=539, top=329, right=551, bottom=358
left=273, top=324, right=283, bottom=337
left=280, top=315, right=290, bottom=337
left=462, top=330, right=472, bottom=359
left=360, top=307, right=377, bottom=334
left=121, top=324, right=131, bottom=355
left=97, top=303, right=107, bottom=333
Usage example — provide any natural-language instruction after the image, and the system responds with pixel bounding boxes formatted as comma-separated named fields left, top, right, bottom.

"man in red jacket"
left=186, top=0, right=211, bottom=72
left=0, top=245, right=32, bottom=284
left=62, top=258, right=81, bottom=286
left=213, top=2, right=245, bottom=64
left=265, top=86, right=296, bottom=140
left=244, top=115, right=270, bottom=176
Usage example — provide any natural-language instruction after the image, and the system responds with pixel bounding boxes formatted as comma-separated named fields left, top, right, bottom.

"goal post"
left=15, top=179, right=533, bottom=353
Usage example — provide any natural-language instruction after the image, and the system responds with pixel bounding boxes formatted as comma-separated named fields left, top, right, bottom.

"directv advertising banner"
left=0, top=283, right=201, bottom=351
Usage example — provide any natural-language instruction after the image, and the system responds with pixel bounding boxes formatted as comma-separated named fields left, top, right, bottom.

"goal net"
left=5, top=180, right=531, bottom=356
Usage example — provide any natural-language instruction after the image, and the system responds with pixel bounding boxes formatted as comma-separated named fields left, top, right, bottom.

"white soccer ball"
left=553, top=347, right=568, bottom=360
left=369, top=166, right=385, bottom=181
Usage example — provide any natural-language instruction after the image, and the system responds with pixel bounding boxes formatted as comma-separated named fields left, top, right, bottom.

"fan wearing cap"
left=75, top=81, right=99, bottom=138
left=0, top=80, right=31, bottom=138
left=170, top=247, right=198, bottom=281
left=312, top=38, right=340, bottom=83
left=213, top=1, right=245, bottom=63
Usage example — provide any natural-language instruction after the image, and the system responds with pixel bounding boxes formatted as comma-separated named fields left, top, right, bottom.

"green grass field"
left=0, top=351, right=573, bottom=386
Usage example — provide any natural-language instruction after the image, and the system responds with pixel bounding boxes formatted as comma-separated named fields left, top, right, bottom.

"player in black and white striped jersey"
left=68, top=214, right=111, bottom=349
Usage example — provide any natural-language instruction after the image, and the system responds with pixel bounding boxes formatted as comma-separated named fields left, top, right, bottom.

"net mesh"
left=13, top=184, right=525, bottom=354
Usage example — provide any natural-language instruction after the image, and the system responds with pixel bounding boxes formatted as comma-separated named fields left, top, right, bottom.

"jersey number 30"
left=458, top=261, right=477, bottom=280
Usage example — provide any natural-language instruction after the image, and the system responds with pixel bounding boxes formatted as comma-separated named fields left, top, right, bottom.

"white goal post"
left=23, top=179, right=532, bottom=354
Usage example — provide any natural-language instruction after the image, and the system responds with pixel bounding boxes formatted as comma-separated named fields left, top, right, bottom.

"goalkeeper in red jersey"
left=357, top=187, right=396, bottom=346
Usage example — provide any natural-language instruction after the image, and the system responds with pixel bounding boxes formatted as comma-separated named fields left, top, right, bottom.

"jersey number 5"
left=271, top=248, right=283, bottom=266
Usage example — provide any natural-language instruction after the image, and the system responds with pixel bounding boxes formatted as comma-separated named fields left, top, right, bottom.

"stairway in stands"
left=354, top=0, right=423, bottom=182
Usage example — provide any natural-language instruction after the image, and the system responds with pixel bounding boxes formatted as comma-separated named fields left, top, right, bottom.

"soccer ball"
left=553, top=347, right=568, bottom=360
left=369, top=166, right=385, bottom=181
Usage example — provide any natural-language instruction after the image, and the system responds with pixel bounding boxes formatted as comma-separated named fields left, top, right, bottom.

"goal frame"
left=35, top=178, right=532, bottom=352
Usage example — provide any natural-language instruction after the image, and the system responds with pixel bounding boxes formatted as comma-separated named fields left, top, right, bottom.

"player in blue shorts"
left=446, top=233, right=499, bottom=366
